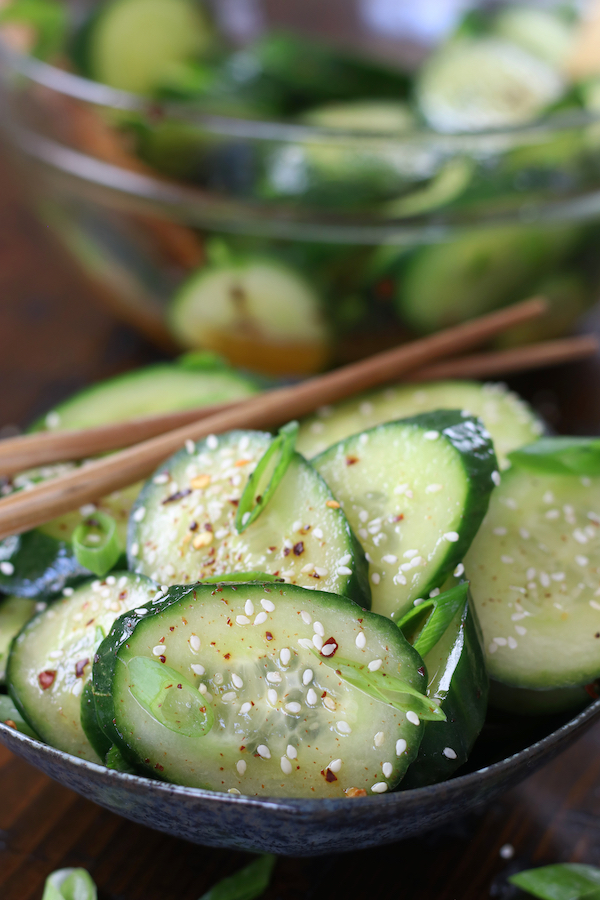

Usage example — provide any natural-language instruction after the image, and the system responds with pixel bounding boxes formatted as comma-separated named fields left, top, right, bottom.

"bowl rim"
left=1, top=696, right=599, bottom=812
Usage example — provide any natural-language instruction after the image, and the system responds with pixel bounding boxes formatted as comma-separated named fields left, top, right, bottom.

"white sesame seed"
left=454, top=563, right=465, bottom=578
left=191, top=664, right=205, bottom=676
left=313, top=621, right=325, bottom=637
left=576, top=555, right=589, bottom=567
left=0, top=561, right=14, bottom=576
left=337, top=721, right=352, bottom=734
left=443, top=532, right=459, bottom=542
left=285, top=702, right=302, bottom=714
left=526, top=567, right=536, bottom=580
left=45, top=411, right=60, bottom=429
left=368, top=659, right=383, bottom=672
left=426, top=484, right=443, bottom=494
left=359, top=529, right=368, bottom=540
left=423, top=431, right=439, bottom=441
left=257, top=744, right=270, bottom=759
left=187, top=634, right=200, bottom=654
left=240, top=702, right=252, bottom=714
left=153, top=473, right=169, bottom=484
left=253, top=612, right=268, bottom=625
left=501, top=555, right=514, bottom=565
left=301, top=611, right=312, bottom=625
left=152, top=645, right=165, bottom=656
left=280, top=648, right=291, bottom=666
left=396, top=739, right=407, bottom=756
left=329, top=758, right=342, bottom=773
left=371, top=782, right=388, bottom=793
left=130, top=542, right=139, bottom=557
left=213, top=673, right=224, bottom=685
left=507, top=637, right=518, bottom=649
left=267, top=689, right=278, bottom=705
left=492, top=471, right=501, bottom=486
left=323, top=697, right=336, bottom=711
left=244, top=599, right=255, bottom=616
left=298, top=638, right=314, bottom=650
left=494, top=637, right=508, bottom=647
left=546, top=509, right=560, bottom=520
left=302, top=668, right=313, bottom=686
left=381, top=555, right=397, bottom=565
left=337, top=566, right=352, bottom=576
left=539, top=572, right=551, bottom=588
left=222, top=692, right=237, bottom=702
left=551, top=572, right=565, bottom=582
left=515, top=625, right=527, bottom=636
left=382, top=762, right=393, bottom=777
left=371, top=572, right=381, bottom=585
left=236, top=759, right=247, bottom=775
left=374, top=731, right=385, bottom=747
left=306, top=688, right=318, bottom=705
left=321, top=643, right=337, bottom=657
left=266, top=672, right=282, bottom=684
left=404, top=550, right=419, bottom=560
left=71, top=680, right=84, bottom=697
left=206, top=435, right=218, bottom=450
left=406, top=711, right=420, bottom=726
left=338, top=553, right=352, bottom=567
left=133, top=506, right=146, bottom=522
left=520, top=528, right=530, bottom=540
left=494, top=527, right=507, bottom=536
left=590, top=600, right=600, bottom=611
left=314, top=566, right=329, bottom=577
left=488, top=642, right=498, bottom=654
left=280, top=756, right=293, bottom=774
left=302, top=564, right=315, bottom=576
left=236, top=615, right=251, bottom=625
left=443, top=747, right=457, bottom=760
left=543, top=491, right=554, bottom=504
left=232, top=673, right=243, bottom=689
left=429, top=588, right=440, bottom=598
left=185, top=439, right=195, bottom=455
left=313, top=528, right=324, bottom=539
left=62, top=586, right=74, bottom=597
left=355, top=632, right=366, bottom=649
left=312, top=634, right=324, bottom=650
left=287, top=745, right=297, bottom=759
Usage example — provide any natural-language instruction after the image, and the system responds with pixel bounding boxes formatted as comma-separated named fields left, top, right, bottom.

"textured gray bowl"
left=1, top=699, right=599, bottom=857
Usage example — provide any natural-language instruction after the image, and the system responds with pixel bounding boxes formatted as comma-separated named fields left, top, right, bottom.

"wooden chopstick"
left=0, top=296, right=548, bottom=539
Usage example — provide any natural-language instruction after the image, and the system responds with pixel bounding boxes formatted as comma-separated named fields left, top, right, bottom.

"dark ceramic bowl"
left=1, top=699, right=599, bottom=856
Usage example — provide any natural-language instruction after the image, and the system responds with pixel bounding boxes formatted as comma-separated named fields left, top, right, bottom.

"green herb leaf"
left=507, top=438, right=600, bottom=476
left=42, top=868, right=97, bottom=900
left=235, top=422, right=299, bottom=534
left=0, top=0, right=67, bottom=60
left=198, top=853, right=276, bottom=900
left=398, top=582, right=469, bottom=658
left=312, top=650, right=445, bottom=722
left=72, top=511, right=121, bottom=578
left=200, top=571, right=283, bottom=584
left=127, top=657, right=214, bottom=738
left=509, top=864, right=600, bottom=900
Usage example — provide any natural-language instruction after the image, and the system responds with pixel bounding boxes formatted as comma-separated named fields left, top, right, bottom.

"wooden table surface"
left=1, top=155, right=600, bottom=900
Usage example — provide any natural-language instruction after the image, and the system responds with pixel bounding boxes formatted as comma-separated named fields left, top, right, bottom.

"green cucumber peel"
left=310, top=649, right=446, bottom=722
left=42, top=868, right=97, bottom=900
left=176, top=350, right=229, bottom=371
left=105, top=744, right=137, bottom=774
left=201, top=571, right=284, bottom=584
left=0, top=0, right=67, bottom=59
left=198, top=853, right=276, bottom=900
left=127, top=657, right=214, bottom=738
left=507, top=438, right=600, bottom=476
left=398, top=582, right=469, bottom=658
left=0, top=694, right=39, bottom=738
left=235, top=422, right=299, bottom=534
left=72, top=511, right=121, bottom=578
left=509, top=864, right=600, bottom=900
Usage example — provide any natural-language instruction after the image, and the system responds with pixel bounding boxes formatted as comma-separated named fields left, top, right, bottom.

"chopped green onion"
left=235, top=422, right=299, bottom=534
left=0, top=0, right=67, bottom=60
left=72, top=511, right=121, bottom=578
left=127, top=657, right=214, bottom=738
left=42, top=868, right=97, bottom=900
left=507, top=437, right=600, bottom=476
left=399, top=582, right=469, bottom=658
left=198, top=853, right=276, bottom=900
left=312, top=649, right=446, bottom=722
left=201, top=571, right=283, bottom=584
left=177, top=350, right=228, bottom=371
left=509, top=863, right=600, bottom=900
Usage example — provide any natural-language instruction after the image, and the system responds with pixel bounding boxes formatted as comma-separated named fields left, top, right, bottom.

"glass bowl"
left=1, top=0, right=600, bottom=376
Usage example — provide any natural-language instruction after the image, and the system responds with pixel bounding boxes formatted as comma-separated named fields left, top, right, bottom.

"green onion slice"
left=398, top=582, right=469, bottom=658
left=42, top=868, right=97, bottom=900
left=127, top=657, right=213, bottom=738
left=235, top=421, right=299, bottom=534
left=72, top=511, right=121, bottom=578
left=0, top=0, right=67, bottom=60
left=508, top=437, right=600, bottom=476
left=509, top=863, right=600, bottom=900
left=201, top=571, right=283, bottom=584
left=198, top=853, right=276, bottom=900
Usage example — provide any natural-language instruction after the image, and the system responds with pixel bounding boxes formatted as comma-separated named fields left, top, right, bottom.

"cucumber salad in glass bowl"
left=0, top=357, right=599, bottom=846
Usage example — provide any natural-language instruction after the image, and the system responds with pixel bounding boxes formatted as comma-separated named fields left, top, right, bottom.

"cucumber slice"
left=465, top=467, right=600, bottom=689
left=93, top=581, right=427, bottom=797
left=417, top=37, right=565, bottom=133
left=0, top=596, right=37, bottom=683
left=128, top=430, right=370, bottom=608
left=399, top=578, right=488, bottom=788
left=312, top=411, right=497, bottom=620
left=297, top=380, right=543, bottom=469
left=168, top=257, right=330, bottom=377
left=488, top=679, right=596, bottom=717
left=398, top=225, right=579, bottom=334
left=493, top=6, right=574, bottom=68
left=0, top=694, right=39, bottom=738
left=6, top=573, right=157, bottom=761
left=0, top=358, right=257, bottom=599
left=86, top=0, right=214, bottom=94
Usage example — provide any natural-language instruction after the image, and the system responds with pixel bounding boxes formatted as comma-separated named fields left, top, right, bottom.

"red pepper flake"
left=346, top=456, right=359, bottom=466
left=417, top=666, right=425, bottom=677
left=189, top=521, right=199, bottom=531
left=204, top=522, right=213, bottom=532
left=585, top=680, right=600, bottom=699
left=293, top=542, right=305, bottom=556
left=162, top=488, right=192, bottom=505
left=239, top=745, right=246, bottom=751
left=265, top=631, right=274, bottom=641
left=177, top=684, right=183, bottom=689
left=4, top=719, right=16, bottom=729
left=38, top=670, right=56, bottom=690
left=118, top=591, right=128, bottom=600
left=159, top=655, right=166, bottom=664
left=283, top=547, right=291, bottom=557
left=85, top=619, right=95, bottom=627
left=224, top=653, right=231, bottom=660
left=392, top=514, right=404, bottom=522
left=154, top=763, right=164, bottom=772
left=346, top=787, right=368, bottom=798
left=75, top=658, right=89, bottom=678
left=227, top=617, right=232, bottom=626
left=323, top=768, right=337, bottom=783
left=169, top=626, right=175, bottom=632
left=320, top=638, right=338, bottom=658
left=229, top=498, right=240, bottom=507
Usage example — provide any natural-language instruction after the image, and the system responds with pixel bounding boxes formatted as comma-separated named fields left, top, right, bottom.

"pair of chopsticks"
left=0, top=296, right=596, bottom=541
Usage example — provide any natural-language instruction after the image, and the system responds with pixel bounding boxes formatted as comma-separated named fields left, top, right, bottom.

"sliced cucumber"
left=6, top=573, right=157, bottom=761
left=93, top=581, right=428, bottom=797
left=417, top=37, right=565, bottom=133
left=312, top=411, right=497, bottom=621
left=465, top=467, right=600, bottom=689
left=399, top=577, right=488, bottom=788
left=0, top=596, right=37, bottom=682
left=488, top=679, right=595, bottom=717
left=297, top=380, right=543, bottom=469
left=86, top=0, right=214, bottom=94
left=128, top=430, right=370, bottom=608
left=168, top=256, right=330, bottom=377
left=0, top=694, right=39, bottom=738
left=398, top=225, right=579, bottom=334
left=492, top=6, right=574, bottom=68
left=0, top=358, right=257, bottom=599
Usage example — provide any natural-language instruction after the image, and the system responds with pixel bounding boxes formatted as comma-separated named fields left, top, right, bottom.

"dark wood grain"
left=1, top=151, right=600, bottom=900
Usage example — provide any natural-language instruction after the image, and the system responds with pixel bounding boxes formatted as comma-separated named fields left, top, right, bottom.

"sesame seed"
left=267, top=689, right=278, bottom=705
left=443, top=747, right=457, bottom=760
left=359, top=529, right=368, bottom=540
left=206, top=435, right=218, bottom=450
left=590, top=600, right=600, bottom=611
left=189, top=634, right=201, bottom=653
left=374, top=731, right=385, bottom=747
left=285, top=702, right=302, bottom=714
left=371, top=782, right=388, bottom=793
left=444, top=532, right=459, bottom=542
left=236, top=615, right=251, bottom=625
left=302, top=669, right=313, bottom=685
left=307, top=688, right=318, bottom=705
left=240, top=702, right=252, bottom=714
left=232, top=673, right=243, bottom=689
left=287, top=745, right=297, bottom=759
left=429, top=588, right=440, bottom=598
left=261, top=599, right=275, bottom=612
left=312, top=634, right=324, bottom=650
left=368, top=659, right=383, bottom=672
left=337, top=566, right=352, bottom=576
left=257, top=745, right=270, bottom=759
left=454, top=563, right=465, bottom=577
left=280, top=648, right=291, bottom=666
left=494, top=527, right=507, bottom=536
left=426, top=484, right=443, bottom=494
left=266, top=672, right=282, bottom=684
left=314, top=566, right=329, bottom=577
left=222, top=692, right=237, bottom=702
left=406, top=711, right=420, bottom=726
left=313, top=621, right=325, bottom=637
left=507, top=637, right=518, bottom=649
left=323, top=697, right=336, bottom=711
left=539, top=572, right=551, bottom=588
left=404, top=549, right=418, bottom=559
left=520, top=528, right=530, bottom=540
left=360, top=401, right=374, bottom=416
left=551, top=572, right=565, bottom=582
left=45, top=411, right=60, bottom=429
left=185, top=439, right=195, bottom=455
left=228, top=788, right=241, bottom=795
left=280, top=756, right=293, bottom=774
left=515, top=625, right=527, bottom=636
left=253, top=612, right=268, bottom=625
left=576, top=555, right=589, bottom=567
left=339, top=553, right=352, bottom=566
left=213, top=673, right=224, bottom=685
left=236, top=760, right=246, bottom=775
left=244, top=599, right=255, bottom=616
left=130, top=542, right=139, bottom=557
left=0, top=561, right=15, bottom=576
left=382, top=555, right=397, bottom=564
left=298, top=638, right=314, bottom=650
left=326, top=500, right=341, bottom=509
left=301, top=563, right=315, bottom=575
left=494, top=637, right=508, bottom=646
left=63, top=587, right=74, bottom=597
left=423, top=431, right=439, bottom=441
left=71, top=680, right=84, bottom=697
left=492, top=471, right=501, bottom=486
left=546, top=509, right=559, bottom=520
left=313, top=528, right=324, bottom=539
left=396, top=739, right=407, bottom=756
left=501, top=555, right=514, bottom=565
left=152, top=645, right=165, bottom=656
left=191, top=664, right=205, bottom=676
left=382, top=762, right=393, bottom=778
left=488, top=642, right=498, bottom=654
left=133, top=507, right=146, bottom=522
left=371, top=573, right=381, bottom=585
left=329, top=758, right=342, bottom=772
left=355, top=632, right=366, bottom=649
left=301, top=611, right=312, bottom=625
left=337, top=721, right=352, bottom=734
